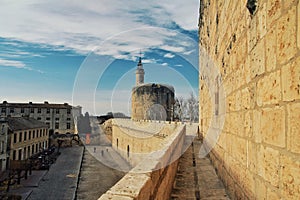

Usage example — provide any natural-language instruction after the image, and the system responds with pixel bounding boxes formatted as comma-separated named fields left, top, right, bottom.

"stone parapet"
left=99, top=121, right=186, bottom=200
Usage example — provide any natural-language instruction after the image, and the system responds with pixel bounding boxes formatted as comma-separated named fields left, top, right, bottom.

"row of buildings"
left=0, top=101, right=82, bottom=172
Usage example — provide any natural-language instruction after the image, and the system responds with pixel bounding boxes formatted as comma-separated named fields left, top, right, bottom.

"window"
left=56, top=109, right=59, bottom=114
left=18, top=149, right=22, bottom=160
left=37, top=117, right=41, bottom=120
left=28, top=146, right=31, bottom=158
left=46, top=122, right=50, bottom=127
left=67, top=123, right=71, bottom=129
left=21, top=108, right=25, bottom=113
left=10, top=108, right=14, bottom=113
left=13, top=150, right=16, bottom=160
left=46, top=108, right=50, bottom=114
left=46, top=117, right=50, bottom=121
left=67, top=109, right=71, bottom=114
left=13, top=133, right=17, bottom=143
left=19, top=132, right=22, bottom=142
left=32, top=144, right=34, bottom=155
left=28, top=131, right=31, bottom=140
left=40, top=129, right=42, bottom=137
left=55, top=117, right=59, bottom=121
left=33, top=130, right=35, bottom=138
left=38, top=108, right=41, bottom=113
left=24, top=131, right=27, bottom=141
left=36, top=130, right=39, bottom=138
left=55, top=123, right=59, bottom=129
left=1, top=108, right=5, bottom=113
left=1, top=141, right=4, bottom=153
left=67, top=118, right=71, bottom=121
left=30, top=108, right=34, bottom=113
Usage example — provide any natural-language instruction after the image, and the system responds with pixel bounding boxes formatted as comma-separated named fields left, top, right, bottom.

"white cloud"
left=0, top=59, right=27, bottom=68
left=0, top=0, right=198, bottom=59
left=164, top=53, right=175, bottom=58
left=0, top=58, right=44, bottom=73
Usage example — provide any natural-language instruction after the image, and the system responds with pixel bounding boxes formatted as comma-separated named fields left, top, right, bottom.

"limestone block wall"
left=99, top=122, right=186, bottom=200
left=111, top=119, right=181, bottom=166
left=199, top=0, right=300, bottom=199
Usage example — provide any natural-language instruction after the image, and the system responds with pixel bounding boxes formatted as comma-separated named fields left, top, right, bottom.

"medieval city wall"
left=99, top=119, right=186, bottom=200
left=199, top=0, right=300, bottom=199
left=111, top=119, right=182, bottom=166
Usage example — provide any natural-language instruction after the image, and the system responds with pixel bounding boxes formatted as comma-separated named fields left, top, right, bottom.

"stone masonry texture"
left=199, top=0, right=300, bottom=199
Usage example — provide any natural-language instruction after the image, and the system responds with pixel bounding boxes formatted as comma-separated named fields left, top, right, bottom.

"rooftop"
left=0, top=101, right=74, bottom=109
left=7, top=117, right=48, bottom=131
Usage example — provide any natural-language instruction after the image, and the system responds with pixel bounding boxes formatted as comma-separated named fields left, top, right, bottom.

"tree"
left=174, top=93, right=199, bottom=122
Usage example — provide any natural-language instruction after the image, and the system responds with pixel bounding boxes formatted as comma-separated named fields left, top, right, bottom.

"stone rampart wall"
left=111, top=118, right=182, bottom=166
left=199, top=0, right=300, bottom=199
left=99, top=120, right=186, bottom=200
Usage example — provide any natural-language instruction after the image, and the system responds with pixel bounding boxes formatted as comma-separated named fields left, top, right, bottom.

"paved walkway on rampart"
left=171, top=138, right=230, bottom=199
left=76, top=147, right=127, bottom=200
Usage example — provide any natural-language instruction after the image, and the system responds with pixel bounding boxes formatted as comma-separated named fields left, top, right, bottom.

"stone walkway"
left=76, top=147, right=126, bottom=200
left=171, top=138, right=230, bottom=200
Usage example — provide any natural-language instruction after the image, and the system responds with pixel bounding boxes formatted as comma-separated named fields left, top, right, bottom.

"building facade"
left=0, top=119, right=9, bottom=171
left=7, top=117, right=49, bottom=161
left=0, top=101, right=82, bottom=134
left=131, top=57, right=175, bottom=121
left=199, top=0, right=300, bottom=199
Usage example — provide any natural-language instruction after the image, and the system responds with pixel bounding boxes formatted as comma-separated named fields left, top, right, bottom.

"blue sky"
left=0, top=0, right=199, bottom=115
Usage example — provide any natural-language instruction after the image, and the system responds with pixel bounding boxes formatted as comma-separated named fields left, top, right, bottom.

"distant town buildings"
left=0, top=119, right=9, bottom=171
left=7, top=117, right=49, bottom=161
left=131, top=57, right=175, bottom=121
left=0, top=101, right=82, bottom=135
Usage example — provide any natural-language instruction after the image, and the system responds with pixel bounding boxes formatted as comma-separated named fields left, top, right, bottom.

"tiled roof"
left=7, top=117, right=48, bottom=131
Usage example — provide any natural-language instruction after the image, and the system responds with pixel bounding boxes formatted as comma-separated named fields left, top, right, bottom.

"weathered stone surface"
left=265, top=26, right=277, bottom=72
left=298, top=0, right=300, bottom=49
left=257, top=70, right=281, bottom=106
left=280, top=154, right=300, bottom=200
left=282, top=56, right=300, bottom=101
left=199, top=0, right=300, bottom=198
left=276, top=6, right=297, bottom=64
left=287, top=103, right=300, bottom=154
left=250, top=39, right=265, bottom=78
left=266, top=0, right=281, bottom=28
left=261, top=107, right=285, bottom=147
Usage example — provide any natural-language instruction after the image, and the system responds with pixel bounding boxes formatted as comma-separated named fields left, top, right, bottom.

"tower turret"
left=135, top=56, right=145, bottom=85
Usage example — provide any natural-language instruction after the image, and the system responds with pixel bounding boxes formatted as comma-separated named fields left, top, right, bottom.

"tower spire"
left=135, top=51, right=145, bottom=85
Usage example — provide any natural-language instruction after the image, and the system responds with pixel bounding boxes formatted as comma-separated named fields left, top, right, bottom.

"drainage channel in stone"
left=191, top=141, right=200, bottom=200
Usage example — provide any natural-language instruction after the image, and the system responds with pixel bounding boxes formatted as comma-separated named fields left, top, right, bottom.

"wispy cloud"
left=0, top=58, right=44, bottom=73
left=0, top=59, right=27, bottom=68
left=164, top=53, right=175, bottom=58
left=0, top=0, right=199, bottom=59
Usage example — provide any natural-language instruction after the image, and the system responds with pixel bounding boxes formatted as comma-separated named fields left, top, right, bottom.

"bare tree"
left=174, top=93, right=199, bottom=122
